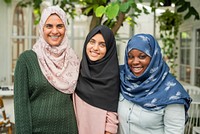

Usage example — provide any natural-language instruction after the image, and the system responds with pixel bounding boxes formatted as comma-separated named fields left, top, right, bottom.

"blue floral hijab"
left=120, top=33, right=191, bottom=111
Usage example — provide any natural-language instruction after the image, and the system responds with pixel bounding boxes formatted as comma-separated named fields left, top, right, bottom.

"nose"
left=132, top=57, right=140, bottom=65
left=93, top=43, right=99, bottom=50
left=52, top=27, right=58, bottom=33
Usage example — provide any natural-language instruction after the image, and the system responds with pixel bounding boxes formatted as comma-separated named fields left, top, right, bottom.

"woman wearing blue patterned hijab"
left=118, top=33, right=191, bottom=134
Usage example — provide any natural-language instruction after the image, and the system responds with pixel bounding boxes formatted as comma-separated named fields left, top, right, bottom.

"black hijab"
left=75, top=25, right=120, bottom=112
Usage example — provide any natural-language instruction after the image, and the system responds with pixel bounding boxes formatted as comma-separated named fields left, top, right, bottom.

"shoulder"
left=19, top=50, right=35, bottom=57
left=16, top=50, right=37, bottom=66
left=18, top=50, right=36, bottom=60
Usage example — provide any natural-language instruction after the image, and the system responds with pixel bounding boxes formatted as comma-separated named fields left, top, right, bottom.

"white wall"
left=0, top=1, right=11, bottom=85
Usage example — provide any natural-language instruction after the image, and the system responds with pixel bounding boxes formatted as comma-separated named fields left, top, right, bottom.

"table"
left=0, top=85, right=14, bottom=97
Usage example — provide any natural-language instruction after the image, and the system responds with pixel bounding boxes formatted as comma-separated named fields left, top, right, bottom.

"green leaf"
left=101, top=0, right=107, bottom=4
left=4, top=0, right=11, bottom=4
left=95, top=6, right=106, bottom=17
left=125, top=16, right=136, bottom=27
left=128, top=0, right=134, bottom=4
left=189, top=7, right=200, bottom=20
left=105, top=3, right=119, bottom=19
left=184, top=11, right=192, bottom=20
left=83, top=5, right=97, bottom=15
left=83, top=7, right=93, bottom=15
left=174, top=0, right=185, bottom=7
left=177, top=2, right=190, bottom=12
left=120, top=2, right=130, bottom=13
left=142, top=7, right=150, bottom=14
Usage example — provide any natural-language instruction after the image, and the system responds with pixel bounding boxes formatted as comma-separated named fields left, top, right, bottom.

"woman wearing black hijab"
left=73, top=25, right=120, bottom=134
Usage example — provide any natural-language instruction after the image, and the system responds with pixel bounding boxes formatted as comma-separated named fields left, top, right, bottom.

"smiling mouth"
left=90, top=51, right=99, bottom=57
left=133, top=67, right=142, bottom=71
left=130, top=67, right=143, bottom=74
left=49, top=35, right=60, bottom=40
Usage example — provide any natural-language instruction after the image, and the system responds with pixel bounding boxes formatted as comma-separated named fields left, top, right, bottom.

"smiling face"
left=43, top=14, right=65, bottom=46
left=128, top=49, right=151, bottom=76
left=86, top=33, right=107, bottom=61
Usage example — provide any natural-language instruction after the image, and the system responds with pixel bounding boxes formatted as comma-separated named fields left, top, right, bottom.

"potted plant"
left=157, top=9, right=182, bottom=76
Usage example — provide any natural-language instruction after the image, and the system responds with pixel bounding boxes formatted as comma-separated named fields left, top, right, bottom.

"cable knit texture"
left=14, top=50, right=78, bottom=134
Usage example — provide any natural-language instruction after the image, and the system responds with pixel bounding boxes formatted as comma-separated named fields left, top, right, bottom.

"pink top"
left=73, top=93, right=119, bottom=134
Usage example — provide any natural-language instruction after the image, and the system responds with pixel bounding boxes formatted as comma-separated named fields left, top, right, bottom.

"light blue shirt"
left=118, top=94, right=185, bottom=134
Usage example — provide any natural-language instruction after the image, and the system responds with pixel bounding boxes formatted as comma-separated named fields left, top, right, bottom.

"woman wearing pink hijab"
left=14, top=6, right=80, bottom=133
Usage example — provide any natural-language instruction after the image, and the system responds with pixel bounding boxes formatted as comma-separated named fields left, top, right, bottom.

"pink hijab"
left=32, top=6, right=80, bottom=94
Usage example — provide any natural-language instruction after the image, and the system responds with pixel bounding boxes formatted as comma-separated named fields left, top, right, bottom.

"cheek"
left=100, top=48, right=106, bottom=56
left=43, top=29, right=49, bottom=37
left=43, top=27, right=49, bottom=34
left=127, top=60, right=131, bottom=66
left=42, top=32, right=48, bottom=41
left=59, top=29, right=65, bottom=36
left=145, top=59, right=151, bottom=66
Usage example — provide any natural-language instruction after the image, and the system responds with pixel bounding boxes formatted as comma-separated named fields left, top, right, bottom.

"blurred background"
left=0, top=0, right=200, bottom=133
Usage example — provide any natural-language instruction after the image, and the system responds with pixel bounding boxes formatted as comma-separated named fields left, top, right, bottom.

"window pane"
left=185, top=66, right=191, bottom=83
left=196, top=29, right=200, bottom=47
left=186, top=49, right=190, bottom=65
left=180, top=32, right=191, bottom=47
left=195, top=29, right=200, bottom=87
left=195, top=68, right=200, bottom=87
left=180, top=65, right=191, bottom=83
left=195, top=49, right=200, bottom=66
left=179, top=31, right=191, bottom=84
left=180, top=66, right=185, bottom=82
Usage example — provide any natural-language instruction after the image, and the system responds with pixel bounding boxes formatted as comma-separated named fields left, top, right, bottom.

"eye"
left=57, top=24, right=64, bottom=29
left=89, top=40, right=95, bottom=45
left=128, top=54, right=134, bottom=59
left=99, top=43, right=106, bottom=48
left=45, top=24, right=53, bottom=29
left=139, top=54, right=147, bottom=59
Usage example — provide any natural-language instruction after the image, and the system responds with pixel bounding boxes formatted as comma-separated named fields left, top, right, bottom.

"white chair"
left=184, top=85, right=200, bottom=95
left=193, top=127, right=200, bottom=134
left=184, top=85, right=200, bottom=134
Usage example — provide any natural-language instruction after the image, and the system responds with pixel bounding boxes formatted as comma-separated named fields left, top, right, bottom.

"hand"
left=105, top=132, right=112, bottom=134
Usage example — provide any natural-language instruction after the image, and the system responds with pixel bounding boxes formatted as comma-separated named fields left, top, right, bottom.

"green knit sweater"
left=14, top=50, right=78, bottom=134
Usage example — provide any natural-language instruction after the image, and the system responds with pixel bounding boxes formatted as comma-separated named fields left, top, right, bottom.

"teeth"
left=51, top=36, right=59, bottom=39
left=134, top=68, right=142, bottom=71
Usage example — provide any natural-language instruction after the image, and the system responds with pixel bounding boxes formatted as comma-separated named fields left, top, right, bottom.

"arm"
left=14, top=54, right=32, bottom=133
left=164, top=104, right=185, bottom=134
left=105, top=112, right=119, bottom=134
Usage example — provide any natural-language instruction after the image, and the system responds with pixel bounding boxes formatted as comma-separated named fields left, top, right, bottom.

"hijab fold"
left=76, top=25, right=120, bottom=112
left=32, top=6, right=80, bottom=94
left=120, top=34, right=191, bottom=111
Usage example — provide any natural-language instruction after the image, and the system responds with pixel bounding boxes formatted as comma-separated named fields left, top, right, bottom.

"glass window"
left=195, top=29, right=200, bottom=86
left=11, top=4, right=38, bottom=82
left=179, top=31, right=191, bottom=84
left=195, top=68, right=200, bottom=87
left=196, top=29, right=200, bottom=47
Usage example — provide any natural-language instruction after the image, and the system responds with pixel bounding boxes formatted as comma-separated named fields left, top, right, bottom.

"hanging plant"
left=158, top=9, right=182, bottom=76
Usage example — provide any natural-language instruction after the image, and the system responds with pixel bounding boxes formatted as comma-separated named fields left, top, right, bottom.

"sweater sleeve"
left=105, top=112, right=119, bottom=134
left=14, top=53, right=32, bottom=133
left=164, top=104, right=185, bottom=134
